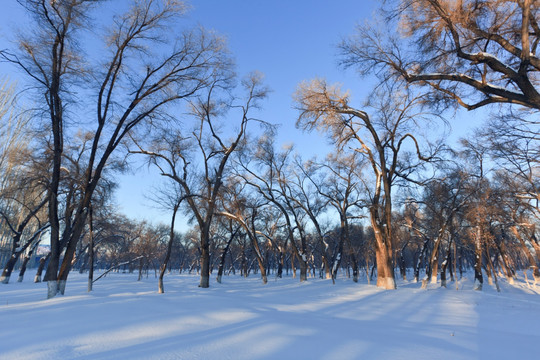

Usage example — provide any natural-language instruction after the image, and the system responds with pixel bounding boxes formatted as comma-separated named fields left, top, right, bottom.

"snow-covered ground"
left=1, top=271, right=539, bottom=360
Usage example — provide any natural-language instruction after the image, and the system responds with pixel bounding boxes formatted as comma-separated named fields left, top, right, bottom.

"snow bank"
left=1, top=272, right=538, bottom=359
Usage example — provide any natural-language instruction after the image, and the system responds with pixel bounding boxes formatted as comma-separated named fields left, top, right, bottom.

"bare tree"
left=414, top=169, right=470, bottom=288
left=483, top=113, right=539, bottom=222
left=218, top=177, right=269, bottom=284
left=295, top=80, right=440, bottom=289
left=342, top=0, right=540, bottom=111
left=156, top=183, right=183, bottom=294
left=238, top=135, right=311, bottom=282
left=0, top=79, right=37, bottom=268
left=0, top=197, right=48, bottom=283
left=300, top=153, right=366, bottom=282
left=131, top=72, right=267, bottom=288
left=289, top=157, right=333, bottom=280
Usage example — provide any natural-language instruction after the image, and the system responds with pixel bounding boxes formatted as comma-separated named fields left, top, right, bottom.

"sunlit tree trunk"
left=473, top=228, right=484, bottom=291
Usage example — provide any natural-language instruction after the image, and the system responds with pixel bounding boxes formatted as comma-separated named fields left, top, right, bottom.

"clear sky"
left=0, top=0, right=479, bottom=230
left=112, top=0, right=379, bottom=228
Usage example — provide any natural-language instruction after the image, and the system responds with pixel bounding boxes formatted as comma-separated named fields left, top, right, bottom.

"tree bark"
left=34, top=253, right=50, bottom=283
left=159, top=202, right=180, bottom=293
left=511, top=226, right=540, bottom=282
left=414, top=237, right=429, bottom=282
left=199, top=232, right=210, bottom=288
left=87, top=205, right=95, bottom=292
left=473, top=228, right=484, bottom=291
left=372, top=217, right=396, bottom=290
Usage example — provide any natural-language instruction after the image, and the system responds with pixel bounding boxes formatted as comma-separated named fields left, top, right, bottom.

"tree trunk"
left=215, top=240, right=230, bottom=284
left=373, top=230, right=396, bottom=289
left=375, top=245, right=386, bottom=287
left=331, top=241, right=344, bottom=284
left=349, top=251, right=359, bottom=283
left=57, top=209, right=89, bottom=295
left=485, top=246, right=500, bottom=292
left=0, top=255, right=18, bottom=284
left=414, top=237, right=429, bottom=282
left=291, top=252, right=297, bottom=278
left=35, top=253, right=50, bottom=283
left=299, top=255, right=307, bottom=282
left=399, top=248, right=407, bottom=281
left=17, top=256, right=31, bottom=283
left=440, top=241, right=452, bottom=288
left=511, top=226, right=540, bottom=282
left=429, top=231, right=445, bottom=284
left=2, top=225, right=47, bottom=284
left=86, top=205, right=95, bottom=292
left=138, top=257, right=144, bottom=281
left=88, top=238, right=94, bottom=292
left=473, top=228, right=483, bottom=291
left=216, top=235, right=232, bottom=284
left=494, top=236, right=514, bottom=284
left=321, top=255, right=331, bottom=279
left=199, top=236, right=210, bottom=288
left=159, top=203, right=179, bottom=293
left=277, top=245, right=284, bottom=278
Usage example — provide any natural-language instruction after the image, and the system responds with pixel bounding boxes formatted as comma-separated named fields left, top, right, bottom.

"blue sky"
left=114, top=0, right=378, bottom=227
left=0, top=0, right=479, bottom=229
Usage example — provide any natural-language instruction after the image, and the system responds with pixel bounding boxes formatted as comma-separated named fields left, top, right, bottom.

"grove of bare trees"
left=0, top=0, right=538, bottom=298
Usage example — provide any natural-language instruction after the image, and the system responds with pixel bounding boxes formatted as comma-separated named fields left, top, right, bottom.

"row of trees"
left=0, top=0, right=538, bottom=297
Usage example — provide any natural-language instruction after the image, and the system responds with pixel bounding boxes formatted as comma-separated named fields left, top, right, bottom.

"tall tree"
left=131, top=72, right=267, bottom=288
left=295, top=80, right=441, bottom=289
left=301, top=153, right=365, bottom=282
left=238, top=136, right=311, bottom=282
left=218, top=177, right=269, bottom=284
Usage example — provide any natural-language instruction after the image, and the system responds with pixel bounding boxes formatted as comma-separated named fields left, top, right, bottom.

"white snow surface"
left=1, top=272, right=539, bottom=360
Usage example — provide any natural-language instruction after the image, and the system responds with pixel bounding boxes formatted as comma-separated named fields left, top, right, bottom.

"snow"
left=1, top=272, right=539, bottom=360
